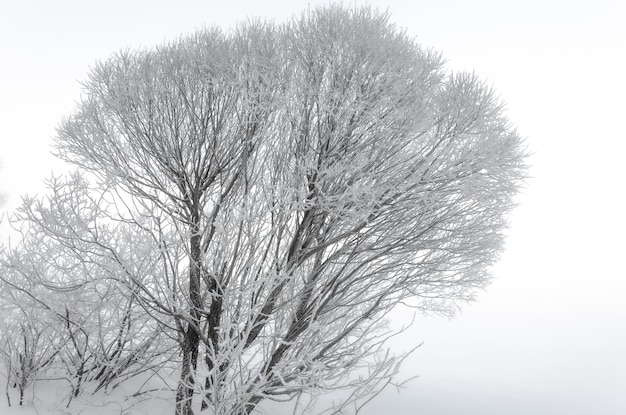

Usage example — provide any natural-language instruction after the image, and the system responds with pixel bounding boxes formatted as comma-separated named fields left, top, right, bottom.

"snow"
left=0, top=369, right=175, bottom=415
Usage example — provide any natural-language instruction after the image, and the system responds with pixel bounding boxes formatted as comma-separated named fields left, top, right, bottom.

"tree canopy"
left=1, top=5, right=527, bottom=415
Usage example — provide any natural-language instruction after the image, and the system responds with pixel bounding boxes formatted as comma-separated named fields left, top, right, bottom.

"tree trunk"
left=201, top=280, right=223, bottom=411
left=175, top=224, right=203, bottom=415
left=175, top=328, right=200, bottom=415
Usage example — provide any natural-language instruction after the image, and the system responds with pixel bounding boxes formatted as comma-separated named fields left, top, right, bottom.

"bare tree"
left=0, top=174, right=176, bottom=408
left=0, top=293, right=58, bottom=407
left=49, top=5, right=527, bottom=415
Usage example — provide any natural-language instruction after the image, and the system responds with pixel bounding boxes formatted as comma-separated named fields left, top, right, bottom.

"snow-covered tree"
left=40, top=5, right=528, bottom=415
left=0, top=174, right=175, bottom=406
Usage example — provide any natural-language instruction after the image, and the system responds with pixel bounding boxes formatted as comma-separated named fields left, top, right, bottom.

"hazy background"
left=1, top=1, right=625, bottom=413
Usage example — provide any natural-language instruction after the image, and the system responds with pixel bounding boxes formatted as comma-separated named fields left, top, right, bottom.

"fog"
left=1, top=0, right=625, bottom=413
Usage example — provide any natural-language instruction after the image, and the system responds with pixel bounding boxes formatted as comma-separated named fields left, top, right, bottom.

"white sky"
left=1, top=1, right=625, bottom=414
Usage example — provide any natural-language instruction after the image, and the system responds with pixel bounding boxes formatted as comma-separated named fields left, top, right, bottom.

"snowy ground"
left=0, top=369, right=306, bottom=415
left=0, top=369, right=176, bottom=415
left=0, top=371, right=374, bottom=415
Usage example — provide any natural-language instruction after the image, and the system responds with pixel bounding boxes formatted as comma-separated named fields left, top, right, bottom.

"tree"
left=49, top=5, right=527, bottom=415
left=0, top=174, right=174, bottom=407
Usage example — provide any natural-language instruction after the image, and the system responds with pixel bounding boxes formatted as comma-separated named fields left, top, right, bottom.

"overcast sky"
left=1, top=1, right=625, bottom=414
